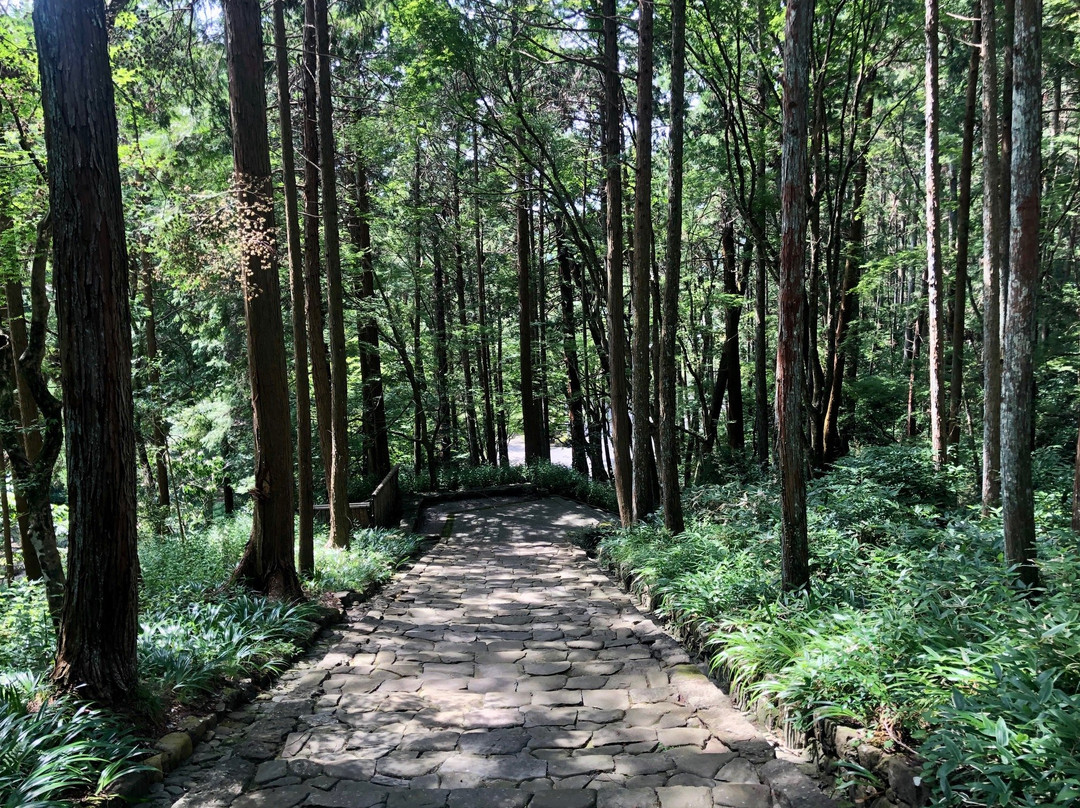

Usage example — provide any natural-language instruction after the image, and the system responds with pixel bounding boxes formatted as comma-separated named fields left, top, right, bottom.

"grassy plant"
left=595, top=444, right=1080, bottom=804
left=0, top=677, right=150, bottom=808
left=305, top=526, right=424, bottom=593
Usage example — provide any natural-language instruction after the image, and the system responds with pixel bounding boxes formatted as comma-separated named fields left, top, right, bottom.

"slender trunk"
left=925, top=0, right=946, bottom=466
left=473, top=125, right=497, bottom=465
left=35, top=0, right=139, bottom=702
left=0, top=264, right=65, bottom=618
left=605, top=0, right=632, bottom=524
left=274, top=0, right=314, bottom=577
left=1001, top=0, right=1041, bottom=591
left=823, top=89, right=874, bottom=462
left=724, top=231, right=744, bottom=452
left=631, top=0, right=656, bottom=520
left=0, top=452, right=10, bottom=582
left=143, top=260, right=169, bottom=507
left=433, top=230, right=452, bottom=462
left=352, top=160, right=391, bottom=479
left=950, top=13, right=979, bottom=456
left=314, top=0, right=350, bottom=548
left=453, top=147, right=480, bottom=466
left=518, top=189, right=542, bottom=463
left=659, top=0, right=685, bottom=534
left=981, top=0, right=1003, bottom=510
left=778, top=0, right=813, bottom=593
left=1000, top=0, right=1014, bottom=323
left=495, top=294, right=510, bottom=466
left=222, top=0, right=302, bottom=601
left=557, top=217, right=590, bottom=476
left=536, top=192, right=552, bottom=462
left=5, top=278, right=42, bottom=581
left=302, top=0, right=333, bottom=495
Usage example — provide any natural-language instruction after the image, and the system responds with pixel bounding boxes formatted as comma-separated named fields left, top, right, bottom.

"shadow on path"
left=150, top=497, right=833, bottom=808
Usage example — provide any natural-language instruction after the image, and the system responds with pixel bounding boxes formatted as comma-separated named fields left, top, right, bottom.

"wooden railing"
left=313, top=466, right=402, bottom=529
left=368, top=466, right=402, bottom=528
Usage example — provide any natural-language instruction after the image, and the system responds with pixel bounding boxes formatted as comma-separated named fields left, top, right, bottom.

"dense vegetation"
left=588, top=446, right=1080, bottom=804
left=0, top=515, right=424, bottom=805
left=0, top=0, right=1077, bottom=802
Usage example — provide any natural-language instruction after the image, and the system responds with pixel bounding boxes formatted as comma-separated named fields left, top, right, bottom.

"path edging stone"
left=598, top=560, right=839, bottom=808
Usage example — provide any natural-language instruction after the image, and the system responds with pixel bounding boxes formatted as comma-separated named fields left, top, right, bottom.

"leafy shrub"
left=306, top=527, right=424, bottom=593
left=594, top=445, right=1080, bottom=804
left=0, top=678, right=150, bottom=808
left=139, top=595, right=324, bottom=702
left=0, top=579, right=53, bottom=675
left=524, top=462, right=618, bottom=512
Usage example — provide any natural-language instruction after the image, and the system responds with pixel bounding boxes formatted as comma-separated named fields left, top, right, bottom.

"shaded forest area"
left=1, top=0, right=1079, bottom=803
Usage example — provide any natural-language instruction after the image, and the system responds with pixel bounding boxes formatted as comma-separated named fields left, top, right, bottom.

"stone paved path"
left=149, top=497, right=833, bottom=808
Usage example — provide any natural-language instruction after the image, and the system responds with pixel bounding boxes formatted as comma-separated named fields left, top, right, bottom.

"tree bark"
left=925, top=0, right=946, bottom=467
left=556, top=216, right=590, bottom=476
left=302, top=0, right=333, bottom=495
left=433, top=228, right=452, bottom=463
left=1, top=450, right=11, bottom=583
left=452, top=144, right=481, bottom=467
left=631, top=0, right=656, bottom=520
left=143, top=259, right=169, bottom=507
left=605, top=0, right=632, bottom=525
left=35, top=0, right=139, bottom=703
left=777, top=0, right=813, bottom=593
left=1001, top=0, right=1041, bottom=591
left=981, top=0, right=1003, bottom=511
left=314, top=0, right=350, bottom=548
left=659, top=0, right=685, bottom=534
left=223, top=0, right=302, bottom=601
left=351, top=160, right=391, bottom=479
left=823, top=88, right=874, bottom=463
left=274, top=0, right=314, bottom=578
left=4, top=264, right=44, bottom=581
left=472, top=124, right=498, bottom=466
left=949, top=14, right=979, bottom=457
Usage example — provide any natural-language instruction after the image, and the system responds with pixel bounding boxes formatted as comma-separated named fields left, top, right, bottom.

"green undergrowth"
left=0, top=508, right=426, bottom=805
left=593, top=444, right=1080, bottom=806
left=402, top=460, right=618, bottom=513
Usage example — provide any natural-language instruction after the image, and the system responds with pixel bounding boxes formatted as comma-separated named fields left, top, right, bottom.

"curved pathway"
left=150, top=497, right=832, bottom=808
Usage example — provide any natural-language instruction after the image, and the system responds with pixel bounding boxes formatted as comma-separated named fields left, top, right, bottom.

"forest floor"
left=145, top=496, right=834, bottom=808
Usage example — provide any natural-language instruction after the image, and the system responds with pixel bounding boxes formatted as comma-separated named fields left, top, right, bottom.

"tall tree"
left=274, top=0, right=315, bottom=578
left=315, top=0, right=351, bottom=548
left=631, top=0, right=656, bottom=520
left=604, top=0, right=632, bottom=525
left=981, top=0, right=1002, bottom=511
left=1001, top=0, right=1041, bottom=591
left=35, top=0, right=139, bottom=702
left=777, top=0, right=813, bottom=593
left=949, top=14, right=979, bottom=456
left=556, top=217, right=590, bottom=476
left=303, top=0, right=333, bottom=494
left=352, top=160, right=391, bottom=479
left=925, top=0, right=946, bottom=467
left=223, top=0, right=302, bottom=601
left=659, top=0, right=686, bottom=534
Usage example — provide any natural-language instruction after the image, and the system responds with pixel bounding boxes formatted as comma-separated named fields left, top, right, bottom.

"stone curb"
left=594, top=559, right=839, bottom=808
left=106, top=604, right=342, bottom=805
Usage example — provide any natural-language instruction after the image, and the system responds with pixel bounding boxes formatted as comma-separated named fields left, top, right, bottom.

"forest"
left=0, top=0, right=1078, bottom=803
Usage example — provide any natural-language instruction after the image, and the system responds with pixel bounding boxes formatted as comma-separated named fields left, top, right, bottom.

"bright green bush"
left=306, top=527, right=424, bottom=593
